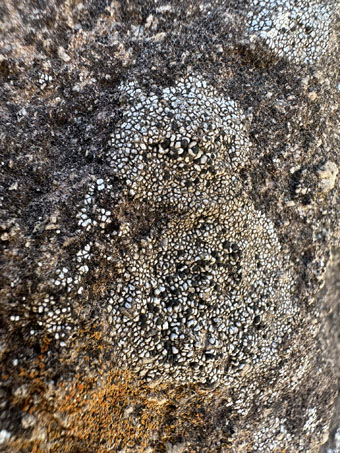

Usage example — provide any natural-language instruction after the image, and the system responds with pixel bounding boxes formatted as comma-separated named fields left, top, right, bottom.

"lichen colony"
left=1, top=0, right=340, bottom=451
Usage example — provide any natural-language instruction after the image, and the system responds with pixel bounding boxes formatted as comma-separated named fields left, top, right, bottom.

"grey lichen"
left=104, top=76, right=298, bottom=386
left=246, top=0, right=338, bottom=65
left=32, top=75, right=299, bottom=391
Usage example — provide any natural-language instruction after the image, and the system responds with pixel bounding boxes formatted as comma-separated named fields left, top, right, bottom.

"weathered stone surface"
left=0, top=1, right=339, bottom=452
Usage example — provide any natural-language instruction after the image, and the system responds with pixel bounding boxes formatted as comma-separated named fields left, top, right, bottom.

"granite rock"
left=0, top=0, right=340, bottom=452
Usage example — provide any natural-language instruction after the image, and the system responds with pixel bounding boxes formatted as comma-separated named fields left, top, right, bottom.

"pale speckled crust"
left=0, top=0, right=340, bottom=452
left=104, top=76, right=298, bottom=387
left=246, top=0, right=338, bottom=65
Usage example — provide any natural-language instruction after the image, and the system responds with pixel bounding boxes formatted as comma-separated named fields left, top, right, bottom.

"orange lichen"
left=8, top=327, right=232, bottom=453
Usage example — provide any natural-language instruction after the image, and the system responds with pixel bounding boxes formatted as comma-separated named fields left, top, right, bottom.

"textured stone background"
left=0, top=1, right=340, bottom=452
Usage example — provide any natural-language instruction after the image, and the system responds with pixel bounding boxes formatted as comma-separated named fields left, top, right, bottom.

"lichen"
left=246, top=0, right=338, bottom=65
left=104, top=76, right=298, bottom=386
left=1, top=0, right=339, bottom=451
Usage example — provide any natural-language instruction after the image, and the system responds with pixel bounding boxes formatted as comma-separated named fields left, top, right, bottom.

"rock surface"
left=0, top=0, right=340, bottom=452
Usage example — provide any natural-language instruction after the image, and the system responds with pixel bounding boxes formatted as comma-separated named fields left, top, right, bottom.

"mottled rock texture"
left=0, top=0, right=340, bottom=452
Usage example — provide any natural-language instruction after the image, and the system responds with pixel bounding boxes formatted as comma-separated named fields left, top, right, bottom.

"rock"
left=57, top=46, right=71, bottom=63
left=0, top=0, right=339, bottom=452
left=165, top=442, right=186, bottom=453
left=318, top=161, right=338, bottom=194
